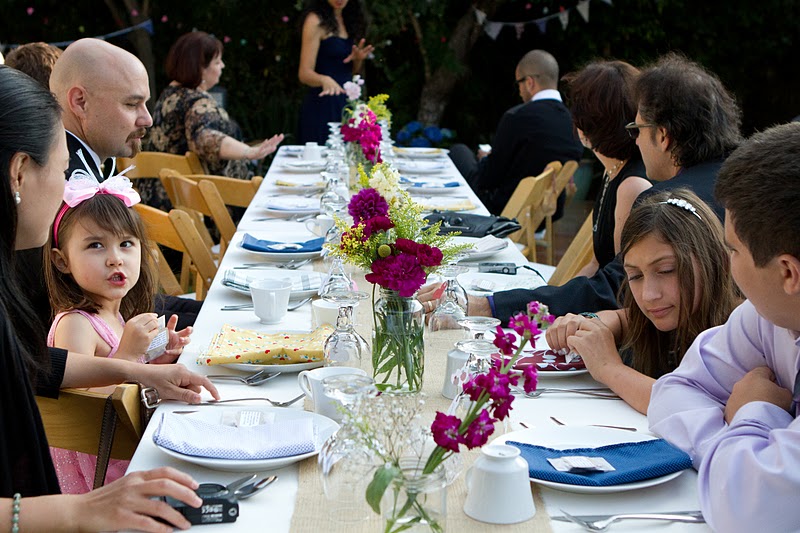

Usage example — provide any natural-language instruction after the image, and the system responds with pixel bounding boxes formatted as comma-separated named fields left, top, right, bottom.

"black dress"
left=297, top=36, right=352, bottom=144
left=591, top=157, right=647, bottom=268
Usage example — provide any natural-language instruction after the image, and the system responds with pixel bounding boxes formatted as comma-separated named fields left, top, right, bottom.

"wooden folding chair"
left=548, top=211, right=595, bottom=286
left=172, top=173, right=263, bottom=208
left=135, top=204, right=218, bottom=299
left=36, top=383, right=143, bottom=487
left=535, top=160, right=580, bottom=265
left=117, top=151, right=205, bottom=180
left=500, top=166, right=556, bottom=262
left=159, top=169, right=237, bottom=256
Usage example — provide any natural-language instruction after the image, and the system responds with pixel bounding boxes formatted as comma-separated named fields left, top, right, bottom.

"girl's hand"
left=565, top=318, right=622, bottom=382
left=344, top=38, right=374, bottom=64
left=74, top=468, right=201, bottom=532
left=319, top=76, right=344, bottom=96
left=246, top=133, right=285, bottom=160
left=545, top=313, right=584, bottom=353
left=118, top=313, right=159, bottom=362
left=149, top=315, right=190, bottom=365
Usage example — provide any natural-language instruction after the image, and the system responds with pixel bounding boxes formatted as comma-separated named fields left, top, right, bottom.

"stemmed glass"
left=319, top=257, right=352, bottom=298
left=427, top=264, right=468, bottom=332
left=321, top=290, right=370, bottom=370
left=320, top=172, right=349, bottom=216
left=457, top=316, right=501, bottom=341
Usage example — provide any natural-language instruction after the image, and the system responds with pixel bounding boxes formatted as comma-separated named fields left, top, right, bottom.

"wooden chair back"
left=36, top=383, right=142, bottom=462
left=117, top=151, right=205, bottom=180
left=159, top=169, right=236, bottom=256
left=175, top=174, right=263, bottom=208
left=500, top=166, right=556, bottom=262
left=135, top=204, right=218, bottom=299
left=535, top=160, right=580, bottom=265
left=548, top=211, right=595, bottom=286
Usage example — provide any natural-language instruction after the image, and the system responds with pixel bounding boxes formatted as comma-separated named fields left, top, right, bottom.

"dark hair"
left=0, top=65, right=62, bottom=377
left=620, top=189, right=738, bottom=378
left=301, top=0, right=366, bottom=42
left=4, top=42, right=63, bottom=90
left=45, top=194, right=157, bottom=320
left=565, top=60, right=640, bottom=161
left=166, top=31, right=224, bottom=89
left=715, top=122, right=800, bottom=267
left=634, top=53, right=742, bottom=168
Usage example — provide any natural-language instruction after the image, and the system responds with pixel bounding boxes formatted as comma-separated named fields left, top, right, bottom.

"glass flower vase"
left=381, top=459, right=446, bottom=533
left=371, top=287, right=425, bottom=392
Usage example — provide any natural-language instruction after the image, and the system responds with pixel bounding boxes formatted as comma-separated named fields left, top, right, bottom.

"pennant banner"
left=576, top=0, right=591, bottom=23
left=2, top=19, right=154, bottom=52
left=475, top=0, right=608, bottom=41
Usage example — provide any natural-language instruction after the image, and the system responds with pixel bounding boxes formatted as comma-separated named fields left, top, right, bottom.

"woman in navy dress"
left=298, top=0, right=373, bottom=144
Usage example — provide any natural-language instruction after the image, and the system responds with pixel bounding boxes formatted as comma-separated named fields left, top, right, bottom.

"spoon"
left=235, top=475, right=278, bottom=500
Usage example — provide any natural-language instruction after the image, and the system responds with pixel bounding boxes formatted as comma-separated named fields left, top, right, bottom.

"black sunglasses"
left=625, top=121, right=656, bottom=139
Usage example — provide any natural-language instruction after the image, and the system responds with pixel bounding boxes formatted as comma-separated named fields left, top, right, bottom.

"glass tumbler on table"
left=322, top=290, right=370, bottom=370
left=427, top=264, right=468, bottom=333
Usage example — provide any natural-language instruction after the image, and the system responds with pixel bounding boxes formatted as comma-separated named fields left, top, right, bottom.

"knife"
left=551, top=510, right=704, bottom=523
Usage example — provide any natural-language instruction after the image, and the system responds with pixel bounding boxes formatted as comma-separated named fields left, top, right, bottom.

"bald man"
left=50, top=38, right=152, bottom=181
left=449, top=49, right=582, bottom=215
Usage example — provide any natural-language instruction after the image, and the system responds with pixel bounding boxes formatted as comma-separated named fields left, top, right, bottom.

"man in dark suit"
left=429, top=54, right=743, bottom=321
left=449, top=49, right=583, bottom=215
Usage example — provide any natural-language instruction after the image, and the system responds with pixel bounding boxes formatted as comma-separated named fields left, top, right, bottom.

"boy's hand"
left=725, top=366, right=793, bottom=424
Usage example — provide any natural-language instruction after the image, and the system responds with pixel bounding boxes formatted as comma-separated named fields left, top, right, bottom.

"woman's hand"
left=417, top=282, right=446, bottom=315
left=134, top=363, right=220, bottom=403
left=565, top=318, right=623, bottom=382
left=245, top=133, right=285, bottom=160
left=74, top=468, right=201, bottom=532
left=319, top=75, right=344, bottom=96
left=149, top=315, right=190, bottom=365
left=117, top=313, right=159, bottom=362
left=344, top=38, right=374, bottom=65
left=545, top=313, right=585, bottom=353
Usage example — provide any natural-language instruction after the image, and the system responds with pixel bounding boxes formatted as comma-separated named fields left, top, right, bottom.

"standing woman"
left=565, top=61, right=652, bottom=278
left=298, top=0, right=373, bottom=144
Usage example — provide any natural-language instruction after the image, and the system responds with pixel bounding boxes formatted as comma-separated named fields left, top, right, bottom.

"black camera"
left=162, top=483, right=239, bottom=525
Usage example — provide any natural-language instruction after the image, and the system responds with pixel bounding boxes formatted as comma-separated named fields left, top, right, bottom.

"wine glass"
left=457, top=316, right=501, bottom=341
left=455, top=338, right=497, bottom=378
left=322, top=290, right=370, bottom=369
left=427, top=264, right=468, bottom=332
left=319, top=257, right=352, bottom=299
left=320, top=173, right=349, bottom=216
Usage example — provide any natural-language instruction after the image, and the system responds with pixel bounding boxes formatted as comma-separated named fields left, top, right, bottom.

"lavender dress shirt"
left=648, top=300, right=800, bottom=532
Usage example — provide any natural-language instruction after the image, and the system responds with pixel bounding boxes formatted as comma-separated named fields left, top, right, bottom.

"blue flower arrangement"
left=395, top=121, right=455, bottom=148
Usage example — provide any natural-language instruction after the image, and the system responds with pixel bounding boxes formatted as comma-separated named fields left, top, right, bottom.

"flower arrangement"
left=343, top=74, right=365, bottom=101
left=395, top=121, right=455, bottom=148
left=367, top=93, right=392, bottom=125
left=342, top=103, right=383, bottom=164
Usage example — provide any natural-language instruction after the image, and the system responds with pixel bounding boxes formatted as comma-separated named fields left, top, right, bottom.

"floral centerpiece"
left=338, top=301, right=553, bottom=532
left=328, top=163, right=466, bottom=391
left=341, top=102, right=383, bottom=181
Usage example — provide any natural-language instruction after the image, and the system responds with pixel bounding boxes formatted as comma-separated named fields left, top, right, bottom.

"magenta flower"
left=463, top=409, right=495, bottom=449
left=484, top=367, right=514, bottom=401
left=431, top=412, right=463, bottom=453
left=462, top=373, right=488, bottom=402
left=491, top=394, right=515, bottom=421
left=521, top=364, right=538, bottom=394
left=415, top=243, right=443, bottom=267
left=365, top=253, right=427, bottom=296
left=509, top=313, right=533, bottom=337
left=394, top=238, right=420, bottom=255
left=348, top=188, right=389, bottom=222
left=527, top=301, right=540, bottom=315
left=362, top=215, right=394, bottom=238
left=543, top=314, right=555, bottom=325
left=493, top=325, right=518, bottom=355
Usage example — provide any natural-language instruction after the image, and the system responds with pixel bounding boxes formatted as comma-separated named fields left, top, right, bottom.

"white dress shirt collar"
left=531, top=89, right=563, bottom=103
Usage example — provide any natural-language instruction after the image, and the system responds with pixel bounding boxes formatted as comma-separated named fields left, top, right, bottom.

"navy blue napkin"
left=242, top=234, right=324, bottom=253
left=507, top=438, right=692, bottom=487
left=400, top=176, right=460, bottom=188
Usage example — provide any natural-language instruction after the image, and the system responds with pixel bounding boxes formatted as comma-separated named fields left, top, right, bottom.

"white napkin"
left=152, top=412, right=315, bottom=460
left=282, top=160, right=325, bottom=168
left=469, top=235, right=507, bottom=253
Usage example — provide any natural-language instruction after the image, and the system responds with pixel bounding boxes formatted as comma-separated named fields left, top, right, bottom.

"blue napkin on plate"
left=242, top=234, right=324, bottom=253
left=400, top=176, right=460, bottom=188
left=507, top=438, right=692, bottom=486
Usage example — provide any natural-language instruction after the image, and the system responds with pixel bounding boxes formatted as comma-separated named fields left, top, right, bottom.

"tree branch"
left=407, top=7, right=431, bottom=82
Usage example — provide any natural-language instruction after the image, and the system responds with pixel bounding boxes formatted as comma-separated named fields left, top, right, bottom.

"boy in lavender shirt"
left=648, top=122, right=800, bottom=532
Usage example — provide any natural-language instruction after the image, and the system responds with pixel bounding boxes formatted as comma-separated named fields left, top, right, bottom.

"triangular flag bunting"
left=599, top=0, right=613, bottom=5
left=576, top=0, right=590, bottom=23
left=474, top=8, right=487, bottom=25
left=535, top=19, right=548, bottom=34
left=558, top=10, right=569, bottom=30
left=484, top=21, right=503, bottom=40
left=515, top=23, right=525, bottom=39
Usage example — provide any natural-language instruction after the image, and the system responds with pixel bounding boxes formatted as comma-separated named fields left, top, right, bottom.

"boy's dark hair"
left=715, top=122, right=800, bottom=267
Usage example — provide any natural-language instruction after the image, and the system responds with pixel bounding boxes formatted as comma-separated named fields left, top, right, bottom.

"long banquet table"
left=126, top=146, right=709, bottom=532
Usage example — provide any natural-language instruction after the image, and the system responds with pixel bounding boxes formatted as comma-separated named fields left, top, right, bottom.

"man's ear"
left=656, top=126, right=672, bottom=153
left=777, top=254, right=800, bottom=296
left=65, top=85, right=89, bottom=118
left=51, top=248, right=71, bottom=274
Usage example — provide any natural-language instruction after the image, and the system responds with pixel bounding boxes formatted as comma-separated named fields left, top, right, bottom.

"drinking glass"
left=319, top=257, right=352, bottom=299
left=457, top=316, right=501, bottom=341
left=427, top=264, right=468, bottom=332
left=322, top=290, right=370, bottom=369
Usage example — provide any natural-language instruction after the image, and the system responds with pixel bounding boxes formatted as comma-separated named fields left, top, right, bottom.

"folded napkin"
left=282, top=159, right=326, bottom=168
left=467, top=235, right=507, bottom=254
left=198, top=324, right=334, bottom=365
left=242, top=234, right=323, bottom=253
left=222, top=269, right=322, bottom=293
left=508, top=438, right=692, bottom=486
left=263, top=197, right=320, bottom=211
left=153, top=412, right=315, bottom=459
left=400, top=176, right=460, bottom=188
left=417, top=198, right=476, bottom=212
left=511, top=349, right=586, bottom=371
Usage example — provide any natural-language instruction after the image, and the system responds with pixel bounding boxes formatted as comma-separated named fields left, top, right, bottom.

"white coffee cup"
left=312, top=299, right=341, bottom=328
left=297, top=366, right=367, bottom=421
left=441, top=347, right=469, bottom=399
left=250, top=279, right=292, bottom=324
left=305, top=214, right=335, bottom=237
left=303, top=142, right=321, bottom=160
left=463, top=444, right=536, bottom=524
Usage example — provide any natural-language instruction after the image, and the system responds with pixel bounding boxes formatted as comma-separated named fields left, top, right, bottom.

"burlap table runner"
left=289, top=272, right=552, bottom=532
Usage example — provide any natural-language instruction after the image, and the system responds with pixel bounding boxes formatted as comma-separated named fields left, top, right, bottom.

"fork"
left=206, top=370, right=281, bottom=386
left=201, top=393, right=306, bottom=408
left=512, top=386, right=620, bottom=399
left=557, top=509, right=705, bottom=531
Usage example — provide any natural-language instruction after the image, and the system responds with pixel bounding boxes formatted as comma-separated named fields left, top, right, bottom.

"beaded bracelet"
left=580, top=311, right=599, bottom=320
left=11, top=493, right=20, bottom=533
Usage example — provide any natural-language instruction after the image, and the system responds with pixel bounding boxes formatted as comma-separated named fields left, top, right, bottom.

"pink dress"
left=47, top=309, right=130, bottom=494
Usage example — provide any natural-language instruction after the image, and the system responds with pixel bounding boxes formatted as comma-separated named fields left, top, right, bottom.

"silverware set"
left=233, top=259, right=312, bottom=270
left=206, top=370, right=281, bottom=386
left=200, top=393, right=306, bottom=408
left=554, top=510, right=704, bottom=531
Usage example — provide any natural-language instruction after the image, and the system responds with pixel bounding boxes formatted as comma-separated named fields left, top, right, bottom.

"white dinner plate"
left=154, top=407, right=338, bottom=472
left=281, top=145, right=328, bottom=158
left=260, top=196, right=320, bottom=217
left=494, top=427, right=684, bottom=494
left=392, top=147, right=449, bottom=159
left=416, top=196, right=477, bottom=212
left=394, top=160, right=450, bottom=175
left=457, top=271, right=545, bottom=296
left=535, top=368, right=590, bottom=378
left=450, top=236, right=509, bottom=262
left=237, top=240, right=322, bottom=262
left=222, top=269, right=324, bottom=300
left=279, top=160, right=327, bottom=173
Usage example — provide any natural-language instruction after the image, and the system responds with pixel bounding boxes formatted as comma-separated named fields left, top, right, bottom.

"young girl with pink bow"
left=44, top=167, right=192, bottom=494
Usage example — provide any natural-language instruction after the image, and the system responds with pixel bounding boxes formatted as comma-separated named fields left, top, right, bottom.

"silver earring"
left=14, top=192, right=20, bottom=205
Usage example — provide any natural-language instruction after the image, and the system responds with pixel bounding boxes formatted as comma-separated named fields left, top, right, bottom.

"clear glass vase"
left=371, top=287, right=425, bottom=392
left=381, top=459, right=447, bottom=533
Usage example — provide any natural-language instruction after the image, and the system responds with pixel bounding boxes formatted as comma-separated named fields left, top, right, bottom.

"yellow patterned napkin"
left=274, top=178, right=324, bottom=188
left=417, top=198, right=476, bottom=212
left=197, top=324, right=334, bottom=366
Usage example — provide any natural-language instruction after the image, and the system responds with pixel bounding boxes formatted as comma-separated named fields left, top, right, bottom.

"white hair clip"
left=661, top=198, right=702, bottom=220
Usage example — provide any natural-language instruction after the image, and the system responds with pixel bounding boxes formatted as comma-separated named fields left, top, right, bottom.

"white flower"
left=369, top=165, right=401, bottom=202
left=344, top=80, right=362, bottom=101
